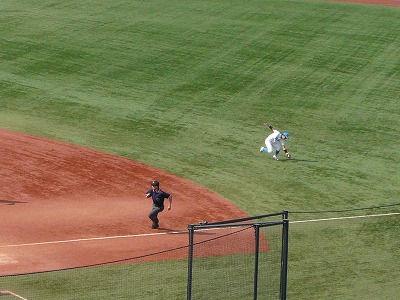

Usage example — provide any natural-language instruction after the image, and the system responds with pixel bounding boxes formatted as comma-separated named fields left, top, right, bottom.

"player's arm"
left=282, top=145, right=291, bottom=158
left=145, top=191, right=152, bottom=198
left=167, top=194, right=172, bottom=210
left=263, top=122, right=275, bottom=131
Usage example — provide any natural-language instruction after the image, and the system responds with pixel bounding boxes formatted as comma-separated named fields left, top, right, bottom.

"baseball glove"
left=286, top=153, right=291, bottom=159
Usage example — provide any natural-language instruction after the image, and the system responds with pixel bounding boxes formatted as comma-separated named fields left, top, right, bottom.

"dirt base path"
left=0, top=129, right=247, bottom=275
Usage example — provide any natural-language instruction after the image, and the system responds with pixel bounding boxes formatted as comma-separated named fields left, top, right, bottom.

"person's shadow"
left=158, top=228, right=214, bottom=235
left=281, top=158, right=318, bottom=163
left=0, top=199, right=28, bottom=205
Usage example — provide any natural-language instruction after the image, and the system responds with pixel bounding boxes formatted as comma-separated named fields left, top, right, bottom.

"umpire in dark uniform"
left=145, top=180, right=172, bottom=229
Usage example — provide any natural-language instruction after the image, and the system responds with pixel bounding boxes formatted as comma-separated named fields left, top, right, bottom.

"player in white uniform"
left=260, top=123, right=291, bottom=160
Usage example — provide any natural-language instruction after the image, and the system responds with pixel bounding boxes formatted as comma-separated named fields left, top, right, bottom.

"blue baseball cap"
left=283, top=132, right=289, bottom=139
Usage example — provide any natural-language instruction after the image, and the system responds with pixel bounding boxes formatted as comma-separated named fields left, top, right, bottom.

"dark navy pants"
left=148, top=205, right=164, bottom=223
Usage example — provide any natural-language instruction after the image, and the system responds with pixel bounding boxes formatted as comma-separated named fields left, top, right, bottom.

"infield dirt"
left=0, top=129, right=248, bottom=275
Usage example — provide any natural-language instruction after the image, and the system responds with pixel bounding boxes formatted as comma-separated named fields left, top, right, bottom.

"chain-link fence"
left=187, top=212, right=289, bottom=300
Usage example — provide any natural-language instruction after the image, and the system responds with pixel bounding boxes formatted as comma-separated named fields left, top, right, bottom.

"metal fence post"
left=253, top=224, right=260, bottom=300
left=187, top=224, right=195, bottom=300
left=280, top=219, right=289, bottom=300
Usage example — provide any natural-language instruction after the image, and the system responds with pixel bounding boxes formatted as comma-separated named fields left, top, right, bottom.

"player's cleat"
left=260, top=146, right=264, bottom=152
left=151, top=221, right=159, bottom=229
left=273, top=155, right=279, bottom=161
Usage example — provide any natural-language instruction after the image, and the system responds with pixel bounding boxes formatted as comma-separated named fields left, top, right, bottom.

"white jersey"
left=264, top=130, right=285, bottom=153
left=267, top=130, right=285, bottom=146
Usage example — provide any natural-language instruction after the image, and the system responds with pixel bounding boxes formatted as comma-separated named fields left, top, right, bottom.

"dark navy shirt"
left=146, top=189, right=171, bottom=207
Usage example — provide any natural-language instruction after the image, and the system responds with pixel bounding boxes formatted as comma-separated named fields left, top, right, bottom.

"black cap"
left=151, top=180, right=159, bottom=186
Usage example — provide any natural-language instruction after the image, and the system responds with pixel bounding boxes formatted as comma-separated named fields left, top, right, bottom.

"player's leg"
left=148, top=206, right=164, bottom=229
left=260, top=138, right=274, bottom=153
left=272, top=142, right=282, bottom=160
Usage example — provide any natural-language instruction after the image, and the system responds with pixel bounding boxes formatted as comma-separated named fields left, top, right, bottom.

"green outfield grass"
left=1, top=0, right=399, bottom=299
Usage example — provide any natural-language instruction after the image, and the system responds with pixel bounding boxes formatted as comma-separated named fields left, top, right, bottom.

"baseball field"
left=1, top=0, right=399, bottom=299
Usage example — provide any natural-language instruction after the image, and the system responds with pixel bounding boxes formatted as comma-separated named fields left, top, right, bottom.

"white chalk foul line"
left=0, top=230, right=188, bottom=248
left=0, top=290, right=28, bottom=300
left=291, top=212, right=400, bottom=224
left=2, top=213, right=398, bottom=248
